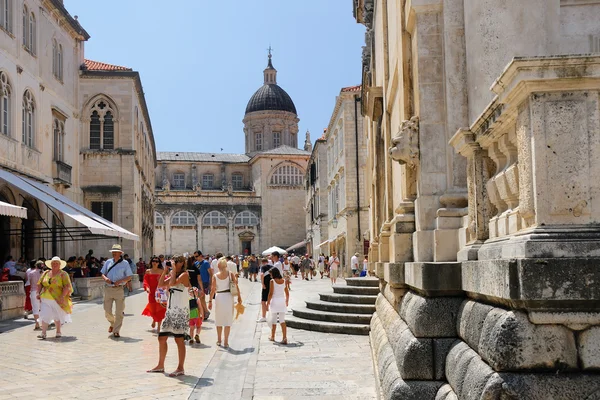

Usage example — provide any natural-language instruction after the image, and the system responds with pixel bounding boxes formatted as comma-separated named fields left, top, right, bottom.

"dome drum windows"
left=270, top=164, right=303, bottom=186
left=171, top=211, right=196, bottom=227
left=203, top=210, right=227, bottom=227
left=234, top=211, right=259, bottom=227
left=89, top=99, right=116, bottom=150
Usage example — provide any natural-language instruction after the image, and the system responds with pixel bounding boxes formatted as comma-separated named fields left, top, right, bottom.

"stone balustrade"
left=0, top=281, right=25, bottom=321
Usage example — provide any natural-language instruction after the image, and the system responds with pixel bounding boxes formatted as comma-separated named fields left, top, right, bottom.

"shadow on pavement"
left=49, top=335, right=77, bottom=343
left=273, top=341, right=303, bottom=348
left=0, top=318, right=35, bottom=334
left=224, top=346, right=255, bottom=355
left=191, top=377, right=214, bottom=390
left=109, top=336, right=143, bottom=343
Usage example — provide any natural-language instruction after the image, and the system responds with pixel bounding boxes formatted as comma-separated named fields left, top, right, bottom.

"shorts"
left=269, top=311, right=286, bottom=324
left=352, top=269, right=357, bottom=275
left=330, top=268, right=338, bottom=279
left=249, top=266, right=258, bottom=274
left=292, top=264, right=299, bottom=272
left=202, top=282, right=210, bottom=295
left=189, top=316, right=202, bottom=328
left=283, top=270, right=291, bottom=280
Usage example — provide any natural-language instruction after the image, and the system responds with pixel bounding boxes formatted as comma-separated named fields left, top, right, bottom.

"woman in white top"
left=209, top=257, right=242, bottom=348
left=267, top=268, right=289, bottom=344
left=26, top=261, right=43, bottom=330
left=282, top=258, right=291, bottom=291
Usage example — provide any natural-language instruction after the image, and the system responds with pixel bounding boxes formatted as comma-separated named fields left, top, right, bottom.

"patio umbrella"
left=262, top=246, right=287, bottom=256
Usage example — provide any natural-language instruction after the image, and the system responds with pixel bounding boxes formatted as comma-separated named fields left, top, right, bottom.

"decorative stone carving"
left=161, top=177, right=170, bottom=192
left=389, top=116, right=419, bottom=168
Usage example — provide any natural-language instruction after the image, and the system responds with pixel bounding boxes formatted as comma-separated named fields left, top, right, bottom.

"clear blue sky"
left=64, top=0, right=365, bottom=154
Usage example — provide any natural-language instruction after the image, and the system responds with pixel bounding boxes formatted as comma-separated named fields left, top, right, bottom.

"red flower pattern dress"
left=142, top=273, right=167, bottom=323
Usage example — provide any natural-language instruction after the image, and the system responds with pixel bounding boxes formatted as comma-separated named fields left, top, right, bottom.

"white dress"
left=269, top=280, right=287, bottom=324
left=160, top=283, right=190, bottom=337
left=215, top=274, right=234, bottom=327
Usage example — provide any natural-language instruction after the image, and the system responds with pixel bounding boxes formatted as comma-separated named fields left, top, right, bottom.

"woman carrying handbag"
left=208, top=257, right=242, bottom=348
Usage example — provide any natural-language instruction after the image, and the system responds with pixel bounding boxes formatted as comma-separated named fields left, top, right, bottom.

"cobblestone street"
left=0, top=276, right=376, bottom=400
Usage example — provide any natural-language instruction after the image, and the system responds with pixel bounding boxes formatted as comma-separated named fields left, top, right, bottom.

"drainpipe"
left=354, top=95, right=362, bottom=254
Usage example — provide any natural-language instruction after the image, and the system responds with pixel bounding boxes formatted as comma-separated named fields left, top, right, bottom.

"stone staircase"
left=286, top=277, right=379, bottom=335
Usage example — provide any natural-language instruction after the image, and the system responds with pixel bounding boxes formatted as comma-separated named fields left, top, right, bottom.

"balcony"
left=53, top=160, right=72, bottom=187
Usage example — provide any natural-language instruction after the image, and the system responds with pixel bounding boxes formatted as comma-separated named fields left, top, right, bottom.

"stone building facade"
left=305, top=132, right=328, bottom=257
left=154, top=54, right=310, bottom=256
left=305, top=85, right=368, bottom=275
left=354, top=0, right=600, bottom=398
left=0, top=0, right=155, bottom=263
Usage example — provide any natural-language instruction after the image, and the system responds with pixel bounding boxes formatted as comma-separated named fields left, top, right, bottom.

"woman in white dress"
left=209, top=257, right=242, bottom=348
left=267, top=268, right=289, bottom=344
left=147, top=255, right=190, bottom=377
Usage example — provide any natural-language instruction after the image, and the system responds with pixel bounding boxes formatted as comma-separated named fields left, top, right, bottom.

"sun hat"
left=355, top=252, right=360, bottom=257
left=44, top=256, right=67, bottom=269
left=110, top=244, right=123, bottom=253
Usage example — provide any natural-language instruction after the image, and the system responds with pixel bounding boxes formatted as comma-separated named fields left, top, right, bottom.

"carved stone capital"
left=389, top=116, right=419, bottom=168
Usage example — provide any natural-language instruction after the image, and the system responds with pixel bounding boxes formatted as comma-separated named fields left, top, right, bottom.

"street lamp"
left=332, top=217, right=338, bottom=228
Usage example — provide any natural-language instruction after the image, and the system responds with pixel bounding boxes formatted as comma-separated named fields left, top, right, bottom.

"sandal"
left=108, top=326, right=113, bottom=333
left=37, top=333, right=46, bottom=340
left=281, top=338, right=288, bottom=345
left=168, top=370, right=185, bottom=377
left=55, top=333, right=62, bottom=338
left=195, top=334, right=200, bottom=344
left=216, top=341, right=221, bottom=346
left=146, top=368, right=164, bottom=373
left=268, top=337, right=274, bottom=342
left=113, top=332, right=120, bottom=338
left=33, top=326, right=41, bottom=331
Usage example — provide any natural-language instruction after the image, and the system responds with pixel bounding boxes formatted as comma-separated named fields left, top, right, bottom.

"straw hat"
left=45, top=256, right=67, bottom=269
left=110, top=244, right=123, bottom=253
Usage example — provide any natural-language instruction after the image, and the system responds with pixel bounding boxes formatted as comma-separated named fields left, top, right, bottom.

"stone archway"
left=238, top=231, right=255, bottom=256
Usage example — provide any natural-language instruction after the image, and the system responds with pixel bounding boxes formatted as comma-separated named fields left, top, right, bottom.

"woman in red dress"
left=142, top=257, right=166, bottom=331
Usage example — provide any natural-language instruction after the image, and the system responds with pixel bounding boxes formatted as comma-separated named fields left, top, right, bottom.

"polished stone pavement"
left=0, top=275, right=377, bottom=399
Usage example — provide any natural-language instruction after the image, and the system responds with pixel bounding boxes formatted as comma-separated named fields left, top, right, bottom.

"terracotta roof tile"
left=84, top=59, right=132, bottom=71
left=341, top=85, right=361, bottom=92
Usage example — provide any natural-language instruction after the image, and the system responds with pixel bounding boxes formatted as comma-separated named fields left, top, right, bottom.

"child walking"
left=266, top=268, right=289, bottom=344
left=188, top=286, right=203, bottom=344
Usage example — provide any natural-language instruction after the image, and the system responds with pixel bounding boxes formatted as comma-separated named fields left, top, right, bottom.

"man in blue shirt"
left=194, top=250, right=212, bottom=320
left=101, top=244, right=133, bottom=338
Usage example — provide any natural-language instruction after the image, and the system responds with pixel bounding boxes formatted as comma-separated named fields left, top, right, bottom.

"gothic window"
left=234, top=211, right=259, bottom=227
left=0, top=71, right=11, bottom=136
left=1, top=0, right=12, bottom=32
left=173, top=173, right=185, bottom=189
left=273, top=132, right=281, bottom=148
left=22, top=6, right=35, bottom=54
left=202, top=174, right=214, bottom=189
left=231, top=173, right=243, bottom=189
left=91, top=201, right=113, bottom=222
left=256, top=132, right=262, bottom=150
left=154, top=212, right=164, bottom=226
left=172, top=211, right=195, bottom=226
left=21, top=90, right=34, bottom=147
left=270, top=164, right=303, bottom=186
left=53, top=118, right=65, bottom=162
left=89, top=99, right=117, bottom=150
left=203, top=210, right=227, bottom=227
left=52, top=40, right=63, bottom=81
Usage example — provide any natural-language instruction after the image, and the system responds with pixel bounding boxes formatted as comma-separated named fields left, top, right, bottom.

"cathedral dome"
left=245, top=84, right=297, bottom=115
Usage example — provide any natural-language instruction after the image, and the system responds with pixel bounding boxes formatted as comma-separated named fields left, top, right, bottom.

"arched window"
left=22, top=7, right=35, bottom=54
left=270, top=164, right=303, bottom=186
left=154, top=212, right=164, bottom=226
left=53, top=118, right=65, bottom=161
left=255, top=132, right=262, bottom=150
left=231, top=173, right=243, bottom=189
left=21, top=5, right=26, bottom=48
left=234, top=211, right=259, bottom=227
left=21, top=90, right=34, bottom=147
left=0, top=71, right=11, bottom=136
left=203, top=211, right=227, bottom=227
left=89, top=99, right=116, bottom=150
left=172, top=211, right=195, bottom=226
left=57, top=44, right=63, bottom=81
left=1, top=0, right=12, bottom=32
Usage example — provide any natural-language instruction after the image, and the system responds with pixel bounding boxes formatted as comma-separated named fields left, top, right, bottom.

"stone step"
left=332, top=285, right=380, bottom=296
left=306, top=300, right=376, bottom=314
left=293, top=307, right=373, bottom=325
left=345, top=277, right=379, bottom=287
left=286, top=315, right=370, bottom=335
left=319, top=293, right=378, bottom=304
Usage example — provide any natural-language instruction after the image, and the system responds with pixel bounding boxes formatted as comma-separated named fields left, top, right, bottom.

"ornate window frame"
left=21, top=89, right=34, bottom=148
left=86, top=96, right=119, bottom=150
left=269, top=162, right=304, bottom=186
left=0, top=71, right=11, bottom=136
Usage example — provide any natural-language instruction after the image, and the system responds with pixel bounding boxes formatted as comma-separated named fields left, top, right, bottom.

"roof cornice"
left=43, top=0, right=90, bottom=41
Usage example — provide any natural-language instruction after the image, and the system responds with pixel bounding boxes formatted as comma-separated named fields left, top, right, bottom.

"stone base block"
left=381, top=284, right=406, bottom=310
left=400, top=291, right=462, bottom=337
left=389, top=233, right=413, bottom=263
left=414, top=230, right=434, bottom=261
left=457, top=300, right=578, bottom=371
left=579, top=326, right=600, bottom=370
left=383, top=262, right=405, bottom=288
left=434, top=229, right=459, bottom=262
left=375, top=262, right=385, bottom=278
left=462, top=258, right=600, bottom=310
left=404, top=262, right=462, bottom=296
left=446, top=341, right=600, bottom=400
left=73, top=277, right=106, bottom=300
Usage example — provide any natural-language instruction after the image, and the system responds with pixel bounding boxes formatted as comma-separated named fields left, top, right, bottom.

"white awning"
left=0, top=169, right=139, bottom=241
left=285, top=240, right=307, bottom=252
left=0, top=200, right=27, bottom=219
left=317, top=240, right=330, bottom=248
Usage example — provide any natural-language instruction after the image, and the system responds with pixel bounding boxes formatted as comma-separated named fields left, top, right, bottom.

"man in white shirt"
left=226, top=255, right=237, bottom=275
left=211, top=252, right=224, bottom=273
left=351, top=252, right=360, bottom=277
left=291, top=254, right=300, bottom=278
left=270, top=251, right=283, bottom=276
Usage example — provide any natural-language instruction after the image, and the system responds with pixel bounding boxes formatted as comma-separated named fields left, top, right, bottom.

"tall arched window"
left=21, top=90, right=34, bottom=147
left=203, top=211, right=227, bottom=227
left=270, top=164, right=303, bottom=186
left=53, top=118, right=65, bottom=161
left=0, top=71, right=11, bottom=136
left=89, top=99, right=116, bottom=150
left=234, top=211, right=259, bottom=226
left=172, top=211, right=195, bottom=226
left=154, top=212, right=164, bottom=226
left=22, top=7, right=35, bottom=54
left=1, top=0, right=12, bottom=32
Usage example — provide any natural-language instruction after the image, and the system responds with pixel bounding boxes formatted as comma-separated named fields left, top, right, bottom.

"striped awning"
left=0, top=201, right=27, bottom=219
